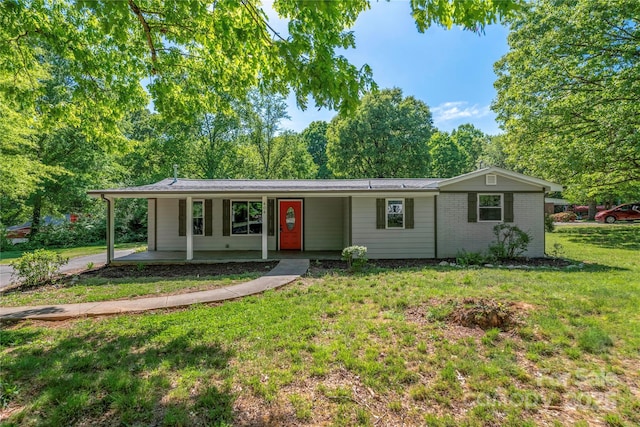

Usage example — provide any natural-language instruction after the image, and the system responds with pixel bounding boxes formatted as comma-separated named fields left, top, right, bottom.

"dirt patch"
left=406, top=298, right=533, bottom=331
left=447, top=298, right=523, bottom=330
left=76, top=261, right=279, bottom=279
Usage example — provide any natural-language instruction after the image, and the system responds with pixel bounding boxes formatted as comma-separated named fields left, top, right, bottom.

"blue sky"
left=267, top=1, right=510, bottom=136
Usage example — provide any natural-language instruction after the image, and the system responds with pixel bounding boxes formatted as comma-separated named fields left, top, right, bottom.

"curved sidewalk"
left=0, top=259, right=309, bottom=321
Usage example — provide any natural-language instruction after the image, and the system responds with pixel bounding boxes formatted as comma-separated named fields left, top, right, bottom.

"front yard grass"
left=0, top=272, right=263, bottom=306
left=1, top=225, right=639, bottom=426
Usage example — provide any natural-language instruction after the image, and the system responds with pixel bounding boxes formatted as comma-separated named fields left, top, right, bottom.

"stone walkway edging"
left=0, top=259, right=309, bottom=321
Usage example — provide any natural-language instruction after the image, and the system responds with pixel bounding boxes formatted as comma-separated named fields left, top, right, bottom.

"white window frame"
left=478, top=193, right=503, bottom=222
left=386, top=198, right=405, bottom=229
left=231, top=200, right=263, bottom=236
left=192, top=199, right=204, bottom=236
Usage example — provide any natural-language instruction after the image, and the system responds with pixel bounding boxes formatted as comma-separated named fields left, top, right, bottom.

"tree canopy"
left=1, top=0, right=522, bottom=230
left=326, top=88, right=434, bottom=178
left=1, top=0, right=520, bottom=117
left=493, top=0, right=640, bottom=201
left=301, top=121, right=331, bottom=178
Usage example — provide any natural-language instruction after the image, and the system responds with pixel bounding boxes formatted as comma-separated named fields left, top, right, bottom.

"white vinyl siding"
left=351, top=197, right=435, bottom=259
left=156, top=198, right=276, bottom=251
left=437, top=192, right=545, bottom=257
left=304, top=197, right=345, bottom=250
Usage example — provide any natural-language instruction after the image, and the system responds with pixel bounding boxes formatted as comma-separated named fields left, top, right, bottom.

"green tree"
left=237, top=90, right=316, bottom=179
left=0, top=93, right=61, bottom=226
left=194, top=112, right=241, bottom=179
left=326, top=88, right=434, bottom=178
left=428, top=131, right=463, bottom=178
left=478, top=134, right=510, bottom=169
left=238, top=130, right=317, bottom=179
left=493, top=0, right=640, bottom=202
left=2, top=0, right=520, bottom=119
left=1, top=53, right=127, bottom=232
left=301, top=121, right=331, bottom=178
left=451, top=124, right=488, bottom=172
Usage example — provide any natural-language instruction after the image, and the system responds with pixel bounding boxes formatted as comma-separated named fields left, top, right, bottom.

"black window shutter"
left=405, top=198, right=414, bottom=229
left=468, top=192, right=477, bottom=223
left=376, top=198, right=385, bottom=229
left=178, top=199, right=186, bottom=236
left=204, top=199, right=213, bottom=236
left=222, top=199, right=230, bottom=236
left=268, top=199, right=275, bottom=236
left=504, top=192, right=514, bottom=222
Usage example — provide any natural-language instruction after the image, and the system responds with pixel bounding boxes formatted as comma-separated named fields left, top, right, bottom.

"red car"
left=595, top=203, right=640, bottom=223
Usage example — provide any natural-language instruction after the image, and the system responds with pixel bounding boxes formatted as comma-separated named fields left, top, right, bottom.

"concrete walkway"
left=0, top=249, right=136, bottom=291
left=0, top=259, right=309, bottom=321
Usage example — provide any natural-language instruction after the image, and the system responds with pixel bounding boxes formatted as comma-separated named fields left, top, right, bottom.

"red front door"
left=279, top=200, right=302, bottom=250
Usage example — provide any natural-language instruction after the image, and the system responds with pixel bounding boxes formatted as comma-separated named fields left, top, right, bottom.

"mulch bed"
left=84, top=257, right=572, bottom=280
left=76, top=261, right=279, bottom=279
left=308, top=257, right=572, bottom=274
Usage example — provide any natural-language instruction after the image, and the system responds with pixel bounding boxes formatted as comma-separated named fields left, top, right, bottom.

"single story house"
left=88, top=167, right=563, bottom=263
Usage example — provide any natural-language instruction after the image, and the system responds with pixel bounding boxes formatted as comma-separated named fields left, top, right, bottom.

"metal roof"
left=88, top=178, right=443, bottom=196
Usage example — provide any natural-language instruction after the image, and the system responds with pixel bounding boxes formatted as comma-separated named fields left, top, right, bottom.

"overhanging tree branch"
left=128, top=0, right=158, bottom=73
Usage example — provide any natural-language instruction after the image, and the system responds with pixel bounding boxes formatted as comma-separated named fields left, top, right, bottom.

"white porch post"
left=105, top=196, right=115, bottom=264
left=186, top=196, right=193, bottom=260
left=262, top=195, right=268, bottom=260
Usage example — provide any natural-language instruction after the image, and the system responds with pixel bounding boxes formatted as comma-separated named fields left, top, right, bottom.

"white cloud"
left=431, top=101, right=491, bottom=123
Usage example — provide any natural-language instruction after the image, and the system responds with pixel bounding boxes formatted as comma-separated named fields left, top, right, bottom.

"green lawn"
left=0, top=242, right=146, bottom=265
left=1, top=226, right=639, bottom=426
left=0, top=273, right=263, bottom=306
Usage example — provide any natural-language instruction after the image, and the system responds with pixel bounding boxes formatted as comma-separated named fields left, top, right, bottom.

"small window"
left=232, top=201, right=263, bottom=235
left=478, top=194, right=502, bottom=221
left=486, top=174, right=497, bottom=185
left=286, top=207, right=296, bottom=231
left=386, top=199, right=404, bottom=228
left=193, top=200, right=204, bottom=236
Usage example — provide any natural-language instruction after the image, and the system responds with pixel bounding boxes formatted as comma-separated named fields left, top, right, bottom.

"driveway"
left=0, top=249, right=135, bottom=291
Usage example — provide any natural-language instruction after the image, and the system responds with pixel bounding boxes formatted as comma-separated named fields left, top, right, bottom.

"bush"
left=544, top=214, right=555, bottom=232
left=455, top=250, right=487, bottom=266
left=0, top=226, right=16, bottom=252
left=341, top=246, right=368, bottom=271
left=26, top=216, right=106, bottom=248
left=550, top=212, right=577, bottom=222
left=488, top=223, right=532, bottom=259
left=10, top=249, right=69, bottom=287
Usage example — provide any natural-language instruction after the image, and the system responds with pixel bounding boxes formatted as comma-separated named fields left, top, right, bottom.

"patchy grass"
left=1, top=226, right=639, bottom=426
left=0, top=272, right=263, bottom=306
left=0, top=243, right=145, bottom=265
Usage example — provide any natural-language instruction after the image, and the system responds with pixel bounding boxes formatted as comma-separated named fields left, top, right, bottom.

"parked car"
left=595, top=203, right=640, bottom=223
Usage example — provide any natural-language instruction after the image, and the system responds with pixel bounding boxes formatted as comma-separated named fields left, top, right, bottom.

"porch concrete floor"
left=113, top=250, right=341, bottom=264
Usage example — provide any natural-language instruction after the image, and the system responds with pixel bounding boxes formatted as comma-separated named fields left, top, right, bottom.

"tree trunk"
left=587, top=200, right=597, bottom=221
left=31, top=194, right=43, bottom=238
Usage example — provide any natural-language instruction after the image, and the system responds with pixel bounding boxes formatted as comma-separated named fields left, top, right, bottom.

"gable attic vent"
left=486, top=174, right=497, bottom=186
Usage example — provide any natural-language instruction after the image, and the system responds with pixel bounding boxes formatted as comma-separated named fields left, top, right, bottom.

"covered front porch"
left=99, top=192, right=351, bottom=264
left=111, top=250, right=342, bottom=265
